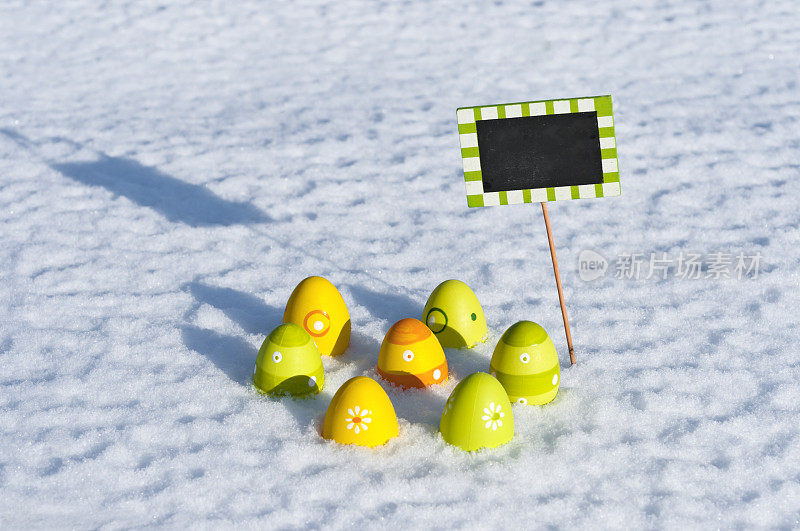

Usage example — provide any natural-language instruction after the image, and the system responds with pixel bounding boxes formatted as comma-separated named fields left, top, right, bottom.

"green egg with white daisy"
left=490, top=321, right=560, bottom=406
left=439, top=372, right=513, bottom=451
left=254, top=323, right=324, bottom=396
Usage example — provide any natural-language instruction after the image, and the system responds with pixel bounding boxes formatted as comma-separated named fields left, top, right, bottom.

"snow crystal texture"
left=1, top=0, right=799, bottom=528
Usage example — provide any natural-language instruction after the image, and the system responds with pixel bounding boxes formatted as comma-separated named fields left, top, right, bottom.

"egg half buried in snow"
left=490, top=320, right=560, bottom=406
left=440, top=372, right=514, bottom=451
left=422, top=279, right=487, bottom=349
left=322, top=376, right=399, bottom=447
left=284, top=276, right=350, bottom=357
left=377, top=318, right=448, bottom=388
left=253, top=323, right=324, bottom=396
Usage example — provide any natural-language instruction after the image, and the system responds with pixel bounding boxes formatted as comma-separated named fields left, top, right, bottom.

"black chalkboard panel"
left=476, top=112, right=603, bottom=193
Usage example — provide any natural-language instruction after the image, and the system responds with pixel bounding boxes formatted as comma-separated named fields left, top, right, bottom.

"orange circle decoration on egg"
left=283, top=276, right=350, bottom=357
left=322, top=376, right=399, bottom=447
left=377, top=318, right=448, bottom=388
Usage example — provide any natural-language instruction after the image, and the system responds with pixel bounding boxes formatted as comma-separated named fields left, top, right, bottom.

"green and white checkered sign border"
left=457, top=95, right=620, bottom=207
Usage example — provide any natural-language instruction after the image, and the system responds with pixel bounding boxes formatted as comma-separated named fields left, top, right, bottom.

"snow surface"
left=2, top=0, right=800, bottom=528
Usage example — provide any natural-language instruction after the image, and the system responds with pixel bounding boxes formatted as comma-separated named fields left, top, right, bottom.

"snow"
left=1, top=0, right=799, bottom=527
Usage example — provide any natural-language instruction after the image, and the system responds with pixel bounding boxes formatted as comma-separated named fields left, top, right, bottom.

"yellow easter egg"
left=284, top=276, right=350, bottom=356
left=377, top=318, right=448, bottom=388
left=322, top=376, right=399, bottom=447
left=423, top=279, right=488, bottom=348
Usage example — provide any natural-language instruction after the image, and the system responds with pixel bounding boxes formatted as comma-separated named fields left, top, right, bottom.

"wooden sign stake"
left=540, top=202, right=576, bottom=365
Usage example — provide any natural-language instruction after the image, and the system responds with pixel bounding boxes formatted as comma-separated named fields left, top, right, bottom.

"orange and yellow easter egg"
left=377, top=318, right=448, bottom=388
left=322, top=376, right=399, bottom=447
left=283, top=276, right=350, bottom=357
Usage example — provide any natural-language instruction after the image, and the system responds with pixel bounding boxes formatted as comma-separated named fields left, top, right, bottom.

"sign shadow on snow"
left=50, top=155, right=270, bottom=227
left=1, top=127, right=270, bottom=227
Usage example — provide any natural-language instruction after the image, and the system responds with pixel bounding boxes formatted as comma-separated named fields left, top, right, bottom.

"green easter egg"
left=254, top=323, right=324, bottom=396
left=422, top=280, right=487, bottom=349
left=490, top=321, right=560, bottom=406
left=439, top=372, right=514, bottom=451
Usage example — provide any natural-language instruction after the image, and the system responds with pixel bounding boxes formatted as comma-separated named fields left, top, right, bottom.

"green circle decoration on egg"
left=490, top=320, right=560, bottom=406
left=253, top=323, right=324, bottom=396
left=439, top=372, right=514, bottom=451
left=422, top=279, right=487, bottom=349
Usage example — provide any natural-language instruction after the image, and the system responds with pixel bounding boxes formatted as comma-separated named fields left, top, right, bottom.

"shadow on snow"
left=51, top=155, right=270, bottom=227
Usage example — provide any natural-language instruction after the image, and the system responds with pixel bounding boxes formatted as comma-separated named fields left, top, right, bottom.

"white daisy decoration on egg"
left=345, top=405, right=372, bottom=434
left=481, top=402, right=505, bottom=431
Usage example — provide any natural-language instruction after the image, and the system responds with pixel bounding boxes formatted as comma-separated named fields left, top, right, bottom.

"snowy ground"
left=2, top=0, right=800, bottom=528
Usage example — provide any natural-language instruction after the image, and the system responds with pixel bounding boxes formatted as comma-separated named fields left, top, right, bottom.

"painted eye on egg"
left=519, top=353, right=530, bottom=364
left=425, top=307, right=447, bottom=333
left=470, top=313, right=477, bottom=321
left=272, top=351, right=283, bottom=363
left=402, top=350, right=414, bottom=362
left=303, top=310, right=330, bottom=337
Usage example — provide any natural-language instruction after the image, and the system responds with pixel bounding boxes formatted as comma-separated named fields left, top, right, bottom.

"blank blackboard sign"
left=457, top=95, right=620, bottom=207
left=477, top=113, right=603, bottom=192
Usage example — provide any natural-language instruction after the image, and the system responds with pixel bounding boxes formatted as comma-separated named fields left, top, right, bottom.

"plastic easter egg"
left=284, top=276, right=350, bottom=357
left=322, top=376, right=399, bottom=447
left=422, top=279, right=487, bottom=349
left=440, top=372, right=514, bottom=451
left=490, top=321, right=560, bottom=406
left=377, top=318, right=448, bottom=388
left=253, top=323, right=324, bottom=396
